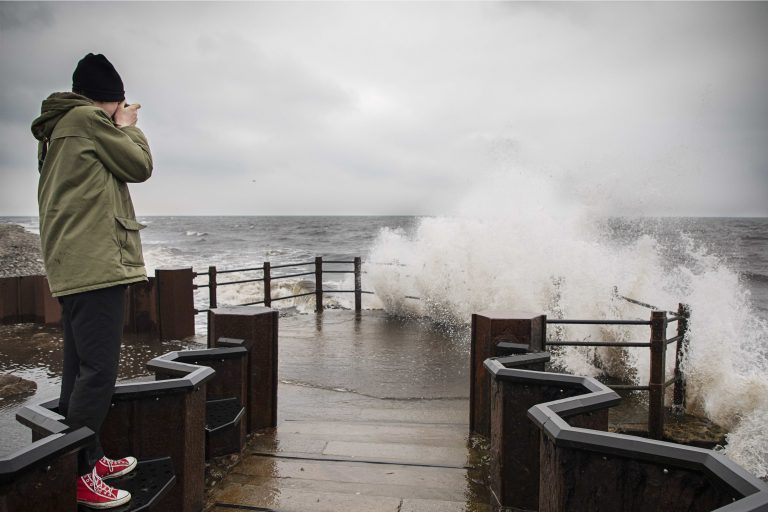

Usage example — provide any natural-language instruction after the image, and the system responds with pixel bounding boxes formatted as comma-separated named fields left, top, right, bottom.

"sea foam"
left=366, top=171, right=768, bottom=477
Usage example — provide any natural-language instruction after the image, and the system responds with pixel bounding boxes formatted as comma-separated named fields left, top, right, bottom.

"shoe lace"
left=90, top=468, right=117, bottom=497
left=101, top=456, right=115, bottom=472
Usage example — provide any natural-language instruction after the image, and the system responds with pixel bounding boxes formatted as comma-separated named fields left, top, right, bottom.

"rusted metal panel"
left=16, top=276, right=35, bottom=323
left=41, top=277, right=61, bottom=326
left=490, top=374, right=545, bottom=510
left=489, top=361, right=588, bottom=510
left=125, top=277, right=158, bottom=334
left=470, top=312, right=546, bottom=437
left=485, top=353, right=620, bottom=511
left=569, top=407, right=610, bottom=431
left=173, top=347, right=248, bottom=458
left=515, top=348, right=768, bottom=512
left=470, top=314, right=491, bottom=437
left=5, top=406, right=94, bottom=512
left=0, top=449, right=78, bottom=512
left=199, top=354, right=247, bottom=404
left=156, top=267, right=195, bottom=340
left=13, top=275, right=46, bottom=324
left=539, top=436, right=740, bottom=512
left=209, top=307, right=279, bottom=432
left=101, top=387, right=207, bottom=512
left=0, top=277, right=19, bottom=324
left=97, top=358, right=213, bottom=512
left=205, top=398, right=246, bottom=458
left=19, top=275, right=48, bottom=324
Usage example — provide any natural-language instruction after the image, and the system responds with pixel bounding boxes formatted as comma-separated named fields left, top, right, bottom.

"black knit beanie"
left=72, top=53, right=125, bottom=102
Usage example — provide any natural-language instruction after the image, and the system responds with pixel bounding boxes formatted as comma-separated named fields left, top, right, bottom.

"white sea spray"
left=366, top=172, right=768, bottom=478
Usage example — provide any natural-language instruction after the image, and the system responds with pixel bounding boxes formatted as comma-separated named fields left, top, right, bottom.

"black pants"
left=59, top=285, right=126, bottom=475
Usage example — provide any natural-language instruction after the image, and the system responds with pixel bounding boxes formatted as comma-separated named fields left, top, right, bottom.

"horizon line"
left=1, top=214, right=768, bottom=219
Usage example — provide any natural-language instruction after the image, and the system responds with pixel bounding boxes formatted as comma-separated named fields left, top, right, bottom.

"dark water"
left=602, top=217, right=768, bottom=319
left=4, top=215, right=765, bottom=316
left=137, top=216, right=419, bottom=272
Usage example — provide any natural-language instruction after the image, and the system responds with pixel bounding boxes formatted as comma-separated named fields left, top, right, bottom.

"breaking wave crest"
left=366, top=171, right=768, bottom=477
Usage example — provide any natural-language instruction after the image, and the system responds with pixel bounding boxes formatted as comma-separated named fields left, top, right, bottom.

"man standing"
left=31, top=53, right=152, bottom=509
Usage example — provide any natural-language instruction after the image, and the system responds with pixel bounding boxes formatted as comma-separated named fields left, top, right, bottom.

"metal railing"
left=544, top=297, right=691, bottom=440
left=192, top=256, right=370, bottom=313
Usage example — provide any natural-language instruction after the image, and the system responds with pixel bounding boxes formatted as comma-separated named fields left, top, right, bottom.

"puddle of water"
left=0, top=323, right=205, bottom=455
left=278, top=311, right=471, bottom=401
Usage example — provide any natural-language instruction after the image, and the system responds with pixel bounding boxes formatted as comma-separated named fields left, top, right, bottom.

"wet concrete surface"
left=207, top=383, right=491, bottom=512
left=276, top=311, right=471, bottom=400
left=205, top=311, right=491, bottom=511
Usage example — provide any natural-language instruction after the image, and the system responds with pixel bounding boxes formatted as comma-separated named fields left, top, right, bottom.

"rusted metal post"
left=648, top=310, right=668, bottom=439
left=156, top=267, right=196, bottom=341
left=263, top=262, right=271, bottom=308
left=208, top=266, right=217, bottom=310
left=32, top=275, right=48, bottom=324
left=470, top=311, right=546, bottom=437
left=0, top=425, right=93, bottom=512
left=488, top=355, right=549, bottom=510
left=209, top=306, right=279, bottom=431
left=101, top=376, right=209, bottom=512
left=18, top=275, right=44, bottom=323
left=354, top=257, right=362, bottom=312
left=124, top=278, right=157, bottom=334
left=0, top=449, right=81, bottom=511
left=315, top=256, right=323, bottom=313
left=168, top=347, right=248, bottom=459
left=673, top=303, right=690, bottom=415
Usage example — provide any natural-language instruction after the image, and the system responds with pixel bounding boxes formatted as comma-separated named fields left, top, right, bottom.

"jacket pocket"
left=115, top=216, right=146, bottom=267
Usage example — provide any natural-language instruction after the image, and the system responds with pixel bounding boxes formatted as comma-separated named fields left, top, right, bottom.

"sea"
left=1, top=214, right=767, bottom=477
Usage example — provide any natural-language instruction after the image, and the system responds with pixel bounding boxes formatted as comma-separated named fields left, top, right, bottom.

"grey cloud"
left=1, top=1, right=767, bottom=216
left=0, top=2, right=52, bottom=31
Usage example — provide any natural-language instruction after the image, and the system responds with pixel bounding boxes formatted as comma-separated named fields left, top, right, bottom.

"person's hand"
left=114, top=102, right=141, bottom=128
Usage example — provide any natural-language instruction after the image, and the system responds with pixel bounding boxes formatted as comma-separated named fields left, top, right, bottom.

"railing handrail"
left=192, top=256, right=363, bottom=313
left=541, top=305, right=691, bottom=439
left=547, top=319, right=651, bottom=325
left=613, top=286, right=680, bottom=316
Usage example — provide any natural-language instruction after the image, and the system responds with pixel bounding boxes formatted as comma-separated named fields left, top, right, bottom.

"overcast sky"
left=1, top=1, right=766, bottom=217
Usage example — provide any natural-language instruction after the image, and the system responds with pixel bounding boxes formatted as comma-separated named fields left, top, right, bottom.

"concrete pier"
left=206, top=311, right=490, bottom=512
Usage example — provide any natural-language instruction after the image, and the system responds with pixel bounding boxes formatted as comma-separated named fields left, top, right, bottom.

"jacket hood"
left=31, top=92, right=93, bottom=141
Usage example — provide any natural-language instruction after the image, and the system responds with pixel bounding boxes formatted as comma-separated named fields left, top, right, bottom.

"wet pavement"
left=208, top=384, right=490, bottom=512
left=276, top=311, right=471, bottom=400
left=208, top=311, right=490, bottom=512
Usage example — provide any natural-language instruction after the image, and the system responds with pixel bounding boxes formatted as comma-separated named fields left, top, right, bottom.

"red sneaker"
left=77, top=468, right=131, bottom=509
left=95, top=455, right=138, bottom=480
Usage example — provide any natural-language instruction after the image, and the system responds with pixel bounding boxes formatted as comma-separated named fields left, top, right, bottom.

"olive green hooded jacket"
left=31, top=92, right=153, bottom=297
